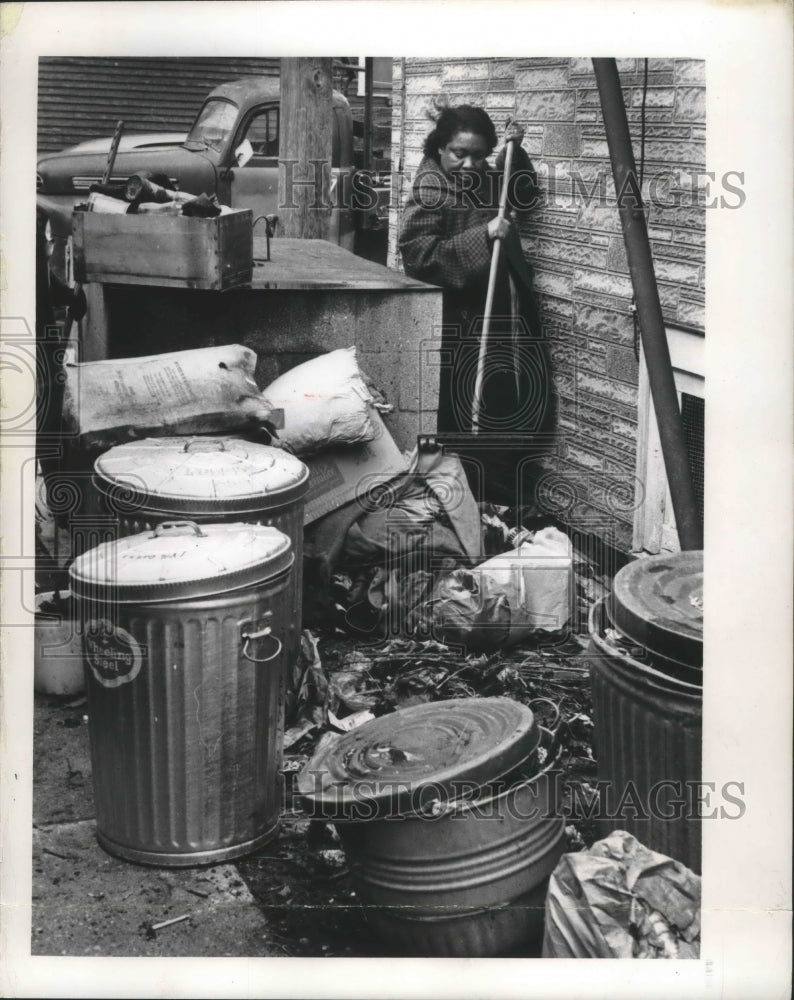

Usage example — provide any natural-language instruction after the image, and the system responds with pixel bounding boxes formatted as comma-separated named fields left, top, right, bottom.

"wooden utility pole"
left=278, top=58, right=333, bottom=241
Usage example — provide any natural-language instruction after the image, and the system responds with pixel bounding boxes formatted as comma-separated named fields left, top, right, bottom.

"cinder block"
left=405, top=94, right=435, bottom=120
left=515, top=66, right=570, bottom=90
left=625, top=109, right=675, bottom=125
left=655, top=282, right=682, bottom=316
left=577, top=88, right=611, bottom=109
left=606, top=345, right=639, bottom=385
left=561, top=396, right=611, bottom=430
left=574, top=268, right=634, bottom=299
left=611, top=413, right=638, bottom=440
left=678, top=297, right=705, bottom=329
left=674, top=87, right=706, bottom=123
left=644, top=124, right=694, bottom=139
left=607, top=237, right=629, bottom=273
left=516, top=58, right=570, bottom=69
left=544, top=124, right=581, bottom=157
left=579, top=137, right=611, bottom=158
left=441, top=87, right=490, bottom=108
left=442, top=61, right=491, bottom=83
left=549, top=342, right=577, bottom=369
left=643, top=139, right=705, bottom=166
left=564, top=441, right=605, bottom=471
left=674, top=59, right=706, bottom=85
left=490, top=59, right=516, bottom=80
left=405, top=58, right=442, bottom=70
left=569, top=58, right=594, bottom=77
left=516, top=90, right=576, bottom=122
left=631, top=87, right=675, bottom=108
left=653, top=257, right=701, bottom=286
left=533, top=269, right=574, bottom=298
left=574, top=303, right=634, bottom=345
left=486, top=92, right=517, bottom=110
left=406, top=73, right=443, bottom=94
left=577, top=371, right=638, bottom=408
left=541, top=296, right=574, bottom=320
left=672, top=228, right=705, bottom=247
left=531, top=236, right=608, bottom=269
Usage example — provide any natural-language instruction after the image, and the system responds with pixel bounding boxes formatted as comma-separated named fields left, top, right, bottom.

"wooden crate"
left=72, top=208, right=253, bottom=290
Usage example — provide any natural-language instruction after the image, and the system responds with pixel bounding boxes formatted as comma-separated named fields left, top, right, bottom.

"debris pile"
left=84, top=171, right=229, bottom=218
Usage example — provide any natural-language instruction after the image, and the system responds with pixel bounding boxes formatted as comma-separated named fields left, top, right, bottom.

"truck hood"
left=37, top=144, right=218, bottom=197
left=64, top=133, right=188, bottom=154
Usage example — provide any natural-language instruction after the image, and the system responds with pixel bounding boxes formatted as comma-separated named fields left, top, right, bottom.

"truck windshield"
left=184, top=99, right=238, bottom=151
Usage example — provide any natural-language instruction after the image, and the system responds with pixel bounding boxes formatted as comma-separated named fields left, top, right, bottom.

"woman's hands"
left=503, top=121, right=525, bottom=146
left=487, top=217, right=513, bottom=241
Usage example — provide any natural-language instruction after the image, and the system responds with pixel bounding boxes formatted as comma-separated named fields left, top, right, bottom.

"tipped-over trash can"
left=297, top=698, right=566, bottom=956
left=69, top=520, right=294, bottom=866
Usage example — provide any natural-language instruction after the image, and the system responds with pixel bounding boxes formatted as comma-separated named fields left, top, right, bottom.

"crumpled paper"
left=542, top=830, right=701, bottom=959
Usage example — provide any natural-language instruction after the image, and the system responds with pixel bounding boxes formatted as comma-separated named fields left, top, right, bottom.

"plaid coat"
left=398, top=149, right=548, bottom=453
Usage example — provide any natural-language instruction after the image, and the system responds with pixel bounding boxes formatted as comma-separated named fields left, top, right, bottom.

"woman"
left=399, top=104, right=551, bottom=504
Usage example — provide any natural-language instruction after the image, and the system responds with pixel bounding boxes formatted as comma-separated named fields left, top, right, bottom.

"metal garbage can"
left=69, top=520, right=293, bottom=866
left=297, top=698, right=566, bottom=957
left=587, top=551, right=703, bottom=872
left=92, top=436, right=309, bottom=668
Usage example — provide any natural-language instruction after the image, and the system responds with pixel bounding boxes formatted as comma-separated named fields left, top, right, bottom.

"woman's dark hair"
left=423, top=104, right=498, bottom=161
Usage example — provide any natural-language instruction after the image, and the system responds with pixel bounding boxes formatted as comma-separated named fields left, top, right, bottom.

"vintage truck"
left=37, top=76, right=389, bottom=279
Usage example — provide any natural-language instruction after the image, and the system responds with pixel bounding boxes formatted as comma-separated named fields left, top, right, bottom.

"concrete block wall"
left=389, top=57, right=706, bottom=551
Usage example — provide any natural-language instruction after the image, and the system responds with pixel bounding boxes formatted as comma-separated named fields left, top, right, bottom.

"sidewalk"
left=32, top=694, right=279, bottom=958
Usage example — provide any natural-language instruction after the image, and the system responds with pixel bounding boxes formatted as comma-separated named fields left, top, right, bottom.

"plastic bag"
left=542, top=830, right=701, bottom=959
left=431, top=526, right=572, bottom=650
left=62, top=344, right=273, bottom=449
left=262, top=347, right=375, bottom=455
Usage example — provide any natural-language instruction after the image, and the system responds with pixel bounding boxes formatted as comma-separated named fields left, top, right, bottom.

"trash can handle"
left=153, top=520, right=206, bottom=537
left=183, top=439, right=228, bottom=453
left=528, top=697, right=561, bottom=736
left=241, top=626, right=282, bottom=664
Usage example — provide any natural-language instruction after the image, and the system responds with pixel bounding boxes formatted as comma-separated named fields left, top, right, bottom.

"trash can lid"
left=94, top=436, right=309, bottom=514
left=296, top=697, right=539, bottom=822
left=69, top=521, right=293, bottom=603
left=608, top=550, right=703, bottom=669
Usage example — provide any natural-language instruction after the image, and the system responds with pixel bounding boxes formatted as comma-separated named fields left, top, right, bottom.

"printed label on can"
left=85, top=619, right=143, bottom=688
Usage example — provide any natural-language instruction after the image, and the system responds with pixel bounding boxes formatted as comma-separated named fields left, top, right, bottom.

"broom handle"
left=472, top=135, right=517, bottom=435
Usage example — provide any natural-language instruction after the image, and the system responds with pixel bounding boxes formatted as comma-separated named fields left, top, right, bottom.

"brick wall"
left=389, top=57, right=706, bottom=552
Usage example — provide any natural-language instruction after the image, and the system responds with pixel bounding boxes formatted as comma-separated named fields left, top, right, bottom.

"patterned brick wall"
left=389, top=57, right=706, bottom=552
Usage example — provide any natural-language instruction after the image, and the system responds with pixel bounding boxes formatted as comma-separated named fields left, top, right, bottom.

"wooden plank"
left=250, top=237, right=438, bottom=291
left=277, top=58, right=333, bottom=241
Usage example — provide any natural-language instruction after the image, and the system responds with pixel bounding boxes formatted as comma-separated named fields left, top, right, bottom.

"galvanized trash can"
left=69, top=520, right=293, bottom=866
left=588, top=551, right=703, bottom=873
left=92, top=436, right=309, bottom=668
left=297, top=697, right=566, bottom=957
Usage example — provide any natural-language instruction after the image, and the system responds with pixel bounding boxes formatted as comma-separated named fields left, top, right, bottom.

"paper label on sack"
left=62, top=344, right=272, bottom=447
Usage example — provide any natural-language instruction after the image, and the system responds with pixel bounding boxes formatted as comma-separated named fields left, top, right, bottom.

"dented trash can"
left=69, top=520, right=293, bottom=866
left=297, top=697, right=566, bottom=956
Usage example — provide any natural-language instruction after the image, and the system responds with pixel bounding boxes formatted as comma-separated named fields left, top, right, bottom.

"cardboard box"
left=302, top=409, right=408, bottom=525
left=72, top=208, right=253, bottom=290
